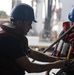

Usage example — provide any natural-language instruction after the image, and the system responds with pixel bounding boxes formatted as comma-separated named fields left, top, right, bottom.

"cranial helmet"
left=2, top=3, right=37, bottom=29
left=68, top=7, right=74, bottom=22
left=10, top=3, right=37, bottom=22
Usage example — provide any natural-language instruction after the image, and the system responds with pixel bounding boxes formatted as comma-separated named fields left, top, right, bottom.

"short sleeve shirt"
left=0, top=33, right=29, bottom=75
left=0, top=34, right=29, bottom=59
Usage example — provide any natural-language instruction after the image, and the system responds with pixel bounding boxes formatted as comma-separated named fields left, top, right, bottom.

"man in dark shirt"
left=0, top=3, right=66, bottom=75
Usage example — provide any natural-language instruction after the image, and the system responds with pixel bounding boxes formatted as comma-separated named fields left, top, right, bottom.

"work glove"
left=62, top=21, right=74, bottom=44
left=62, top=21, right=70, bottom=32
left=61, top=21, right=70, bottom=43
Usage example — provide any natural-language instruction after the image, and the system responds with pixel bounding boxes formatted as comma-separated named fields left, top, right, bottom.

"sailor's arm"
left=28, top=49, right=65, bottom=62
left=16, top=55, right=65, bottom=73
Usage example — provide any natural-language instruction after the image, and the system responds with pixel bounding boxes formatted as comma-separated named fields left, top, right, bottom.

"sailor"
left=0, top=3, right=65, bottom=75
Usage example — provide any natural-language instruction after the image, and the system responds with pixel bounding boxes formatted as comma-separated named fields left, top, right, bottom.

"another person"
left=0, top=3, right=65, bottom=75
left=45, top=7, right=74, bottom=75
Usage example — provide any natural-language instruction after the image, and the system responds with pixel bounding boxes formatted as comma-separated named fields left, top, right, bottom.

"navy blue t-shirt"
left=0, top=34, right=29, bottom=75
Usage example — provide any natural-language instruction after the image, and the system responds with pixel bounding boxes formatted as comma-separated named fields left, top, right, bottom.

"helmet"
left=10, top=3, right=37, bottom=22
left=2, top=3, right=37, bottom=29
left=68, top=7, right=74, bottom=22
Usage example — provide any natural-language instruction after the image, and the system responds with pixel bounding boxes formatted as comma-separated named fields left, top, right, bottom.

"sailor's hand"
left=64, top=59, right=74, bottom=67
left=53, top=60, right=66, bottom=68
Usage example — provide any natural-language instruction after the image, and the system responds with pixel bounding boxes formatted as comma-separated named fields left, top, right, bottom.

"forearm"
left=16, top=55, right=64, bottom=73
left=28, top=49, right=58, bottom=62
left=26, top=61, right=63, bottom=73
left=27, top=61, right=60, bottom=73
